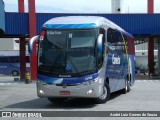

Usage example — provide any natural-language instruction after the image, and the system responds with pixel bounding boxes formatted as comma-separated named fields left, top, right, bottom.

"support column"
left=18, top=0, right=24, bottom=13
left=148, top=0, right=154, bottom=14
left=20, top=38, right=26, bottom=80
left=28, top=0, right=37, bottom=80
left=18, top=0, right=26, bottom=80
left=147, top=0, right=154, bottom=78
left=148, top=37, right=154, bottom=77
left=127, top=37, right=135, bottom=55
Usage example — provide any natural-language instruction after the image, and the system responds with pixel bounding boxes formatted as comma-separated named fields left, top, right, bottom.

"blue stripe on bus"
left=37, top=74, right=62, bottom=84
left=43, top=23, right=97, bottom=29
left=37, top=73, right=98, bottom=84
left=62, top=73, right=98, bottom=84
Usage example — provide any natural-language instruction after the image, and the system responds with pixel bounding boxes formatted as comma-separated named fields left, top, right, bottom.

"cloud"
left=3, top=0, right=160, bottom=13
left=34, top=0, right=111, bottom=13
left=154, top=0, right=160, bottom=13
left=36, top=5, right=72, bottom=13
left=121, top=0, right=147, bottom=13
left=3, top=0, right=111, bottom=13
left=3, top=0, right=18, bottom=4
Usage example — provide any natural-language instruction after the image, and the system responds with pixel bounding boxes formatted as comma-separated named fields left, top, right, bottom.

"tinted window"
left=107, top=28, right=125, bottom=53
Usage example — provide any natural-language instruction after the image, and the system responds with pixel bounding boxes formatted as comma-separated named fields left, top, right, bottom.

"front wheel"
left=94, top=82, right=110, bottom=104
left=127, top=79, right=131, bottom=92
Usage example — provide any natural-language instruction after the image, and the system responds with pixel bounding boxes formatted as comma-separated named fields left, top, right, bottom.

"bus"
left=29, top=16, right=135, bottom=104
left=0, top=54, right=30, bottom=76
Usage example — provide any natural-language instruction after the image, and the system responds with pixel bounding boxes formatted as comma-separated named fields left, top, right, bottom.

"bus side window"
left=107, top=28, right=116, bottom=53
left=116, top=31, right=124, bottom=53
left=0, top=57, right=7, bottom=63
left=107, top=28, right=126, bottom=53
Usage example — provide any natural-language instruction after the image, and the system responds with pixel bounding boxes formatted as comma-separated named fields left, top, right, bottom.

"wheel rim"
left=99, top=86, right=107, bottom=100
left=127, top=80, right=130, bottom=91
left=125, top=80, right=128, bottom=91
left=13, top=71, right=17, bottom=76
left=128, top=80, right=130, bottom=86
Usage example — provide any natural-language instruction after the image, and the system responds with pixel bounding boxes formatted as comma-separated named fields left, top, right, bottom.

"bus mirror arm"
left=28, top=35, right=39, bottom=54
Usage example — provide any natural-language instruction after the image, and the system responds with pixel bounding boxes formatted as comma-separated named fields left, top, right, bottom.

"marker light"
left=39, top=89, right=44, bottom=94
left=87, top=89, right=93, bottom=94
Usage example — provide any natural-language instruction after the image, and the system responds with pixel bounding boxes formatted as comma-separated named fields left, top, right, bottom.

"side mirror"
left=97, top=34, right=103, bottom=67
left=97, top=34, right=103, bottom=55
left=28, top=35, right=39, bottom=54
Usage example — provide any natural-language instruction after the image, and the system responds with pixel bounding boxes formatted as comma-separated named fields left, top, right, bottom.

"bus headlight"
left=82, top=77, right=99, bottom=85
left=94, top=77, right=99, bottom=83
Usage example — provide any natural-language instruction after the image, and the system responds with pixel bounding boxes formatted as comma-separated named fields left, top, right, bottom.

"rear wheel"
left=127, top=79, right=131, bottom=92
left=94, top=82, right=110, bottom=104
left=12, top=70, right=19, bottom=76
left=122, top=77, right=130, bottom=94
left=48, top=97, right=68, bottom=104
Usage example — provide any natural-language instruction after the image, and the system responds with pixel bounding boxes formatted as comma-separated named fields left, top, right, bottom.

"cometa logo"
left=112, top=54, right=120, bottom=65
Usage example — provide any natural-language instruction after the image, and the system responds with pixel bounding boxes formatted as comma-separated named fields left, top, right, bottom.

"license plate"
left=60, top=91, right=70, bottom=95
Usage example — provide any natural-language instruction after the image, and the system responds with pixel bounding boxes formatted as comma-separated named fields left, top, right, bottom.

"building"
left=135, top=42, right=158, bottom=67
left=0, top=38, right=19, bottom=50
left=111, top=0, right=121, bottom=13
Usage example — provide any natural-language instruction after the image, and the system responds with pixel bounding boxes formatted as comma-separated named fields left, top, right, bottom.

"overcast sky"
left=2, top=0, right=160, bottom=13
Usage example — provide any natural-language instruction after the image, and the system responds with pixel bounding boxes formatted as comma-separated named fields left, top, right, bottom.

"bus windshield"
left=38, top=29, right=98, bottom=76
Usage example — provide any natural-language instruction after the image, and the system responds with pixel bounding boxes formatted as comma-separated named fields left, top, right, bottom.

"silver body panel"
left=37, top=80, right=103, bottom=98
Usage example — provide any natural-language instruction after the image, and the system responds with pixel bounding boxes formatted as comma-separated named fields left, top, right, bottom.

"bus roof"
left=43, top=16, right=133, bottom=38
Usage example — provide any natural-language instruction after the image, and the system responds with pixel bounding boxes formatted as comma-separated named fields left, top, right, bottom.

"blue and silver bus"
left=29, top=16, right=135, bottom=104
left=0, top=54, right=30, bottom=76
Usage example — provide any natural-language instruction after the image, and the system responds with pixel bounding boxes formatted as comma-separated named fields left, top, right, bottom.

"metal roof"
left=4, top=13, right=160, bottom=37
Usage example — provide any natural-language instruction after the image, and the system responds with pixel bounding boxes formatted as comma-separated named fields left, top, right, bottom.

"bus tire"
left=94, top=82, right=110, bottom=104
left=122, top=78, right=128, bottom=94
left=127, top=79, right=131, bottom=92
left=48, top=97, right=67, bottom=104
left=12, top=70, right=19, bottom=76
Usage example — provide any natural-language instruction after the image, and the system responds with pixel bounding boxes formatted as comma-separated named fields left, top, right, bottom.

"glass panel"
left=38, top=29, right=97, bottom=76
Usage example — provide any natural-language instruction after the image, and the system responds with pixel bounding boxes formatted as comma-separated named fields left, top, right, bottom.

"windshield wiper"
left=49, top=44, right=65, bottom=72
left=66, top=56, right=83, bottom=76
left=48, top=43, right=81, bottom=75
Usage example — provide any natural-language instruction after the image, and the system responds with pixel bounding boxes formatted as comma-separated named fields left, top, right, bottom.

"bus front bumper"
left=37, top=81, right=103, bottom=98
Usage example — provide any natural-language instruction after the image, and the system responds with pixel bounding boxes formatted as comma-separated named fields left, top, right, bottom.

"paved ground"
left=0, top=75, right=160, bottom=120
